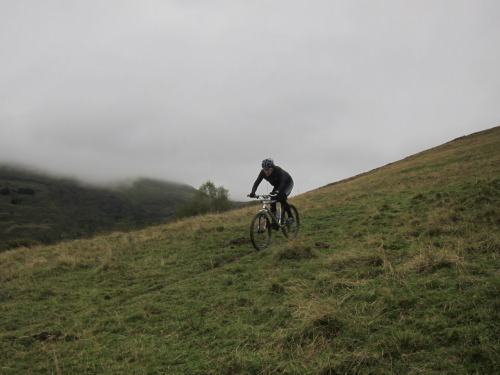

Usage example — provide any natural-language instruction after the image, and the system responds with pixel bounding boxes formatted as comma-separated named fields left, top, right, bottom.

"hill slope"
left=0, top=168, right=197, bottom=250
left=0, top=126, right=498, bottom=374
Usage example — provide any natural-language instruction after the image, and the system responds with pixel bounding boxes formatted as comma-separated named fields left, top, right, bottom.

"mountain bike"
left=248, top=194, right=300, bottom=250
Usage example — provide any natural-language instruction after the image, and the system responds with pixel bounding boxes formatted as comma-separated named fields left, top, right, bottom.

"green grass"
left=1, top=126, right=499, bottom=374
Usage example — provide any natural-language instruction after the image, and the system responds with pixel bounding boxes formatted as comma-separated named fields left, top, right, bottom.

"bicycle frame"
left=256, top=195, right=283, bottom=226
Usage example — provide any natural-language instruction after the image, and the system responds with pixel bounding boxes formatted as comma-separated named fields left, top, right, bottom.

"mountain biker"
left=248, top=158, right=294, bottom=227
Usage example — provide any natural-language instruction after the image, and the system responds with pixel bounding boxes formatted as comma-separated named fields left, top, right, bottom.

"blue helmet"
left=262, top=158, right=274, bottom=170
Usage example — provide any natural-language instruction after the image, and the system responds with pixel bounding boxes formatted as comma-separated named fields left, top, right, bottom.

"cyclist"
left=249, top=158, right=295, bottom=227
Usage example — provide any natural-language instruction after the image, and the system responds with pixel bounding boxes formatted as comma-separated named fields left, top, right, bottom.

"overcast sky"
left=1, top=1, right=499, bottom=200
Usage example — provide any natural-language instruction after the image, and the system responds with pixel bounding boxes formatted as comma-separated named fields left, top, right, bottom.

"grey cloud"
left=1, top=0, right=499, bottom=200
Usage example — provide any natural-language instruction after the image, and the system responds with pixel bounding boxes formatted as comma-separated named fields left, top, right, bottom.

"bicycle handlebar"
left=247, top=194, right=278, bottom=201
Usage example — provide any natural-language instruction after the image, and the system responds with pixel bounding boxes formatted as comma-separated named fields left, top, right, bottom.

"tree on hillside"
left=176, top=180, right=234, bottom=218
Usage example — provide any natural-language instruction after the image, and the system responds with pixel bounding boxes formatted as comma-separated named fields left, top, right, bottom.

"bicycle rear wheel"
left=250, top=213, right=272, bottom=250
left=282, top=205, right=300, bottom=239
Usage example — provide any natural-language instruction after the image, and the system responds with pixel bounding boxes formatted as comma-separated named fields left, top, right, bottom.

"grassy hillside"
left=0, top=126, right=498, bottom=374
left=0, top=169, right=197, bottom=251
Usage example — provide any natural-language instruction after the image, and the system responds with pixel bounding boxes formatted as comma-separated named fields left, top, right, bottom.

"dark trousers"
left=271, top=181, right=294, bottom=216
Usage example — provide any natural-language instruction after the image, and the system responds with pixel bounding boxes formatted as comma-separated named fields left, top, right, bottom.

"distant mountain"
left=0, top=166, right=197, bottom=250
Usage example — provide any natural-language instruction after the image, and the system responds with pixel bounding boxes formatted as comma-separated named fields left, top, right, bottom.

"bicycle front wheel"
left=250, top=212, right=272, bottom=250
left=282, top=204, right=300, bottom=239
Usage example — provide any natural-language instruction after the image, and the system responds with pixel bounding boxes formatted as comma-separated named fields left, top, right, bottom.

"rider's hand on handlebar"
left=248, top=192, right=256, bottom=198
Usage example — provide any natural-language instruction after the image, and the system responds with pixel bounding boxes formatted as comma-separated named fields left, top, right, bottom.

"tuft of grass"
left=275, top=240, right=317, bottom=260
left=406, top=244, right=465, bottom=274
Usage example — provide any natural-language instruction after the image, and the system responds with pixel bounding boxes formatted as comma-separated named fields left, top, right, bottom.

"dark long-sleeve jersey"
left=251, top=166, right=293, bottom=194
